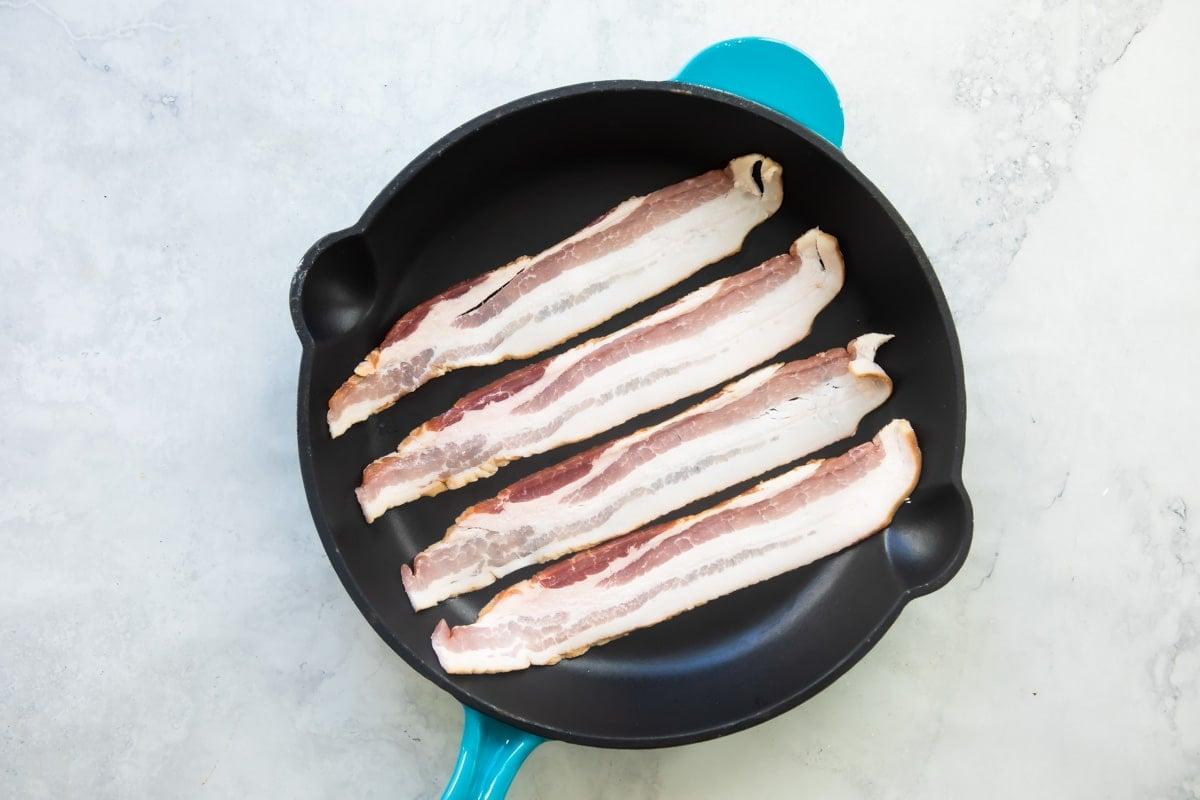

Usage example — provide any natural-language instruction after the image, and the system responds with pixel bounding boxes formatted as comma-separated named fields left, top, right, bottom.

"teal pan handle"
left=439, top=39, right=841, bottom=800
left=675, top=37, right=844, bottom=148
left=441, top=707, right=543, bottom=800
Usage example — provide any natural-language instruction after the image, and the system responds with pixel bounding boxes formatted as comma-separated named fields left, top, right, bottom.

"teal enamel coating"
left=439, top=38, right=841, bottom=799
left=440, top=707, right=544, bottom=800
left=675, top=37, right=844, bottom=148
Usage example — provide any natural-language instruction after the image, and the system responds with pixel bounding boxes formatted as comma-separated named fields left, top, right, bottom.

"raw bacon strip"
left=356, top=228, right=845, bottom=522
left=401, top=334, right=894, bottom=610
left=432, top=419, right=921, bottom=674
left=327, top=155, right=784, bottom=437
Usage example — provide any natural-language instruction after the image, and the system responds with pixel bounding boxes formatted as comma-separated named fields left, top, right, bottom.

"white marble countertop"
left=3, top=1, right=1198, bottom=797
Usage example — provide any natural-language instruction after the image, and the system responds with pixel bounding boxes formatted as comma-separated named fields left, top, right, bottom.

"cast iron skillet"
left=290, top=39, right=971, bottom=797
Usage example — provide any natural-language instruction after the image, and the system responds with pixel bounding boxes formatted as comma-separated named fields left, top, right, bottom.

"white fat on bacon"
left=327, top=155, right=783, bottom=437
left=401, top=334, right=894, bottom=610
left=431, top=419, right=921, bottom=674
left=356, top=228, right=845, bottom=522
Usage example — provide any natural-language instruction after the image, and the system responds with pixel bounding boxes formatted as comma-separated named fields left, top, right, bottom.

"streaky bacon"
left=401, top=334, right=895, bottom=610
left=356, top=228, right=845, bottom=521
left=326, top=155, right=784, bottom=437
left=431, top=419, right=922, bottom=674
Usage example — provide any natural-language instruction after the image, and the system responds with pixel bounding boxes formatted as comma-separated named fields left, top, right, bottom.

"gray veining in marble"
left=2, top=1, right=1198, bottom=797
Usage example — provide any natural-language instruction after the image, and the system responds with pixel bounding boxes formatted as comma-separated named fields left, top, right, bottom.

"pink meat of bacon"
left=431, top=419, right=922, bottom=674
left=401, top=334, right=895, bottom=610
left=356, top=228, right=845, bottom=522
left=327, top=155, right=784, bottom=437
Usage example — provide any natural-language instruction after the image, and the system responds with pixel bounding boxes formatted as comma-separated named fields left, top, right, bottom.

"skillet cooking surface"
left=291, top=82, right=971, bottom=748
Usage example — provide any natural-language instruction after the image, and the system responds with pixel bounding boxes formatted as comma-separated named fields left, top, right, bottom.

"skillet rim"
left=289, top=79, right=973, bottom=748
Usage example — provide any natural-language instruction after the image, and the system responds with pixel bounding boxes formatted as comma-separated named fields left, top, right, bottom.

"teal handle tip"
left=675, top=37, right=844, bottom=148
left=440, top=707, right=544, bottom=800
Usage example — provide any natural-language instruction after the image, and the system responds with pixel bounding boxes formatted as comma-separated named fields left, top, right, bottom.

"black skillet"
left=289, top=38, right=973, bottom=799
